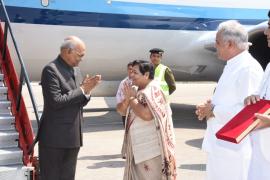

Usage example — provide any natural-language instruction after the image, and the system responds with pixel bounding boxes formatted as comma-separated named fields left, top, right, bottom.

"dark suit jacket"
left=38, top=55, right=90, bottom=148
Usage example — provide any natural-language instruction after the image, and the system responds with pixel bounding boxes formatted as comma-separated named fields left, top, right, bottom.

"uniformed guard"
left=149, top=48, right=176, bottom=97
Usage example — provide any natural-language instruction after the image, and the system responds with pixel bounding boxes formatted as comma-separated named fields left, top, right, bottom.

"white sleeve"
left=116, top=80, right=124, bottom=104
left=235, top=66, right=264, bottom=99
left=213, top=104, right=243, bottom=125
left=255, top=63, right=270, bottom=97
left=213, top=66, right=264, bottom=124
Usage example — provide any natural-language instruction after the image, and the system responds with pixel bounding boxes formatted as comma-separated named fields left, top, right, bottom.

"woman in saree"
left=119, top=60, right=177, bottom=180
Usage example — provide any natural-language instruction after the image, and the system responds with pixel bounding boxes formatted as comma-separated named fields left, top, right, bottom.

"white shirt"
left=258, top=63, right=270, bottom=99
left=251, top=62, right=270, bottom=162
left=202, top=51, right=264, bottom=154
left=116, top=77, right=132, bottom=104
left=247, top=63, right=270, bottom=180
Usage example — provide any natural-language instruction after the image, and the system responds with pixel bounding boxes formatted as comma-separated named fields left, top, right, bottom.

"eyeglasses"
left=73, top=49, right=85, bottom=58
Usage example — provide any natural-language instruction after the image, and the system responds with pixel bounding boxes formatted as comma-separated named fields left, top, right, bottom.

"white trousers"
left=206, top=152, right=250, bottom=180
left=248, top=142, right=270, bottom=180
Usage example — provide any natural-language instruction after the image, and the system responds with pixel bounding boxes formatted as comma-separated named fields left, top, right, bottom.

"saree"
left=122, top=81, right=177, bottom=180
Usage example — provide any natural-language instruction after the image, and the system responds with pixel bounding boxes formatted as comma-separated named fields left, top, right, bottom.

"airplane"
left=1, top=0, right=270, bottom=96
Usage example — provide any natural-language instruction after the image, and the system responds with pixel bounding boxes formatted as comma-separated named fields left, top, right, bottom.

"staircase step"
left=0, top=115, right=15, bottom=126
left=0, top=94, right=7, bottom=101
left=0, top=110, right=11, bottom=115
left=0, top=139, right=18, bottom=149
left=0, top=148, right=22, bottom=166
left=0, top=165, right=34, bottom=180
left=0, top=101, right=10, bottom=109
left=0, top=165, right=23, bottom=173
left=0, top=124, right=15, bottom=131
left=0, top=87, right=7, bottom=94
left=0, top=131, right=18, bottom=148
left=0, top=130, right=18, bottom=139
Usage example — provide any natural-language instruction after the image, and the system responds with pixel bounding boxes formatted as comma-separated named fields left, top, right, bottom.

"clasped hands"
left=80, top=74, right=101, bottom=95
left=195, top=99, right=214, bottom=121
left=123, top=83, right=137, bottom=103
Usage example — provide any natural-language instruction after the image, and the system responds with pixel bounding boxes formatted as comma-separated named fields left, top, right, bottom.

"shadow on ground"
left=31, top=103, right=206, bottom=133
left=81, top=103, right=206, bottom=133
left=185, top=138, right=204, bottom=149
left=179, top=164, right=206, bottom=171
left=79, top=154, right=125, bottom=169
left=87, top=161, right=125, bottom=169
left=78, top=154, right=122, bottom=161
left=171, top=103, right=205, bottom=129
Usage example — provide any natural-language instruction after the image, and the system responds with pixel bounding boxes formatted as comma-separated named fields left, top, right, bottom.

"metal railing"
left=0, top=0, right=40, bottom=135
left=0, top=0, right=40, bottom=125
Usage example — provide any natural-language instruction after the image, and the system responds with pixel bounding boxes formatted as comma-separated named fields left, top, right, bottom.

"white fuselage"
left=2, top=0, right=270, bottom=84
left=8, top=23, right=223, bottom=81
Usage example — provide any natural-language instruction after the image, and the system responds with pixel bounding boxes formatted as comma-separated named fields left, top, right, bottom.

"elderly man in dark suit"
left=38, top=36, right=101, bottom=180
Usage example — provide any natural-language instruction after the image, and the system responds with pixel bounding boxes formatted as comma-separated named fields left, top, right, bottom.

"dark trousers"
left=122, top=116, right=126, bottom=127
left=39, top=145, right=80, bottom=180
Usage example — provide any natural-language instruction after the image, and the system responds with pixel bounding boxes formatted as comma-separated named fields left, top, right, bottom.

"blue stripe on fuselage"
left=4, top=0, right=269, bottom=20
left=0, top=6, right=266, bottom=30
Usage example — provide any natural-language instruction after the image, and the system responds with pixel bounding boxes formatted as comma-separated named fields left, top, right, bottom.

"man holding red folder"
left=244, top=10, right=270, bottom=180
left=196, top=20, right=264, bottom=180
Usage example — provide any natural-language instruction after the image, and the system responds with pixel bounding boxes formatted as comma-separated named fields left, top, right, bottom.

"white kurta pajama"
left=248, top=63, right=270, bottom=180
left=202, top=51, right=264, bottom=180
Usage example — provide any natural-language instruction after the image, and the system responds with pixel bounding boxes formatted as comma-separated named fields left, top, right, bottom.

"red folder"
left=216, top=100, right=270, bottom=144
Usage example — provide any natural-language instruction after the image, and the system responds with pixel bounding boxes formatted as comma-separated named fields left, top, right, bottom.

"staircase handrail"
left=0, top=0, right=40, bottom=166
left=0, top=0, right=40, bottom=126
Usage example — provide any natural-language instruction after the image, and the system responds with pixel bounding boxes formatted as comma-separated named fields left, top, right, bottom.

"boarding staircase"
left=0, top=77, right=33, bottom=179
left=0, top=0, right=40, bottom=179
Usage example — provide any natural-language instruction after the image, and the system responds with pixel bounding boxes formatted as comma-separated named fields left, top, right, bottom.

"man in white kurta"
left=196, top=20, right=264, bottom=180
left=245, top=63, right=270, bottom=180
left=244, top=11, right=270, bottom=180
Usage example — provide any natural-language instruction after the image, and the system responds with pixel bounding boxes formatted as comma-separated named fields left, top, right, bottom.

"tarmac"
left=23, top=82, right=217, bottom=180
